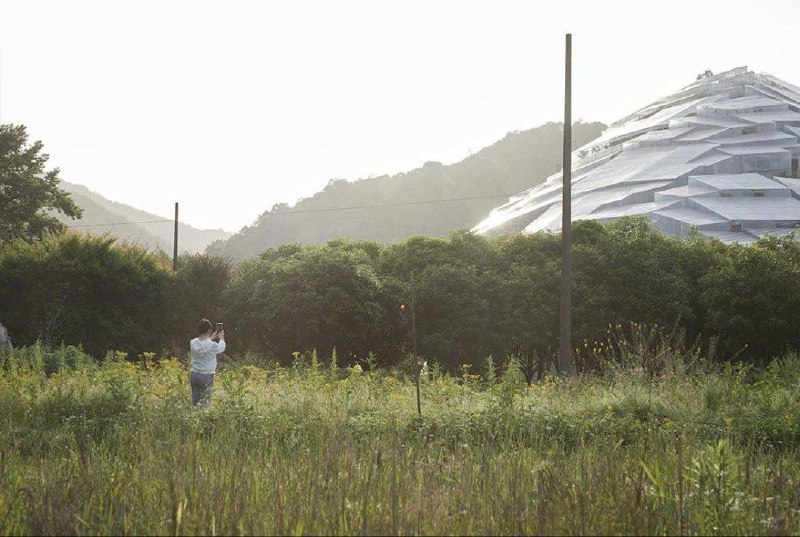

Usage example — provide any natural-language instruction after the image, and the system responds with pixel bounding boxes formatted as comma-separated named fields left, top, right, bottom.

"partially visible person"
left=0, top=322, right=12, bottom=351
left=189, top=319, right=225, bottom=406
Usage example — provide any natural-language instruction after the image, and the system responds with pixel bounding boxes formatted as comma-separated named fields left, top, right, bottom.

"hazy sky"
left=2, top=0, right=799, bottom=231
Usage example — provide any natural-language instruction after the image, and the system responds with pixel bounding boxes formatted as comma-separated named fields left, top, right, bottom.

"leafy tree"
left=670, top=230, right=728, bottom=341
left=0, top=124, right=82, bottom=242
left=696, top=69, right=714, bottom=81
left=572, top=218, right=692, bottom=344
left=226, top=241, right=403, bottom=363
left=701, top=237, right=800, bottom=362
left=495, top=232, right=561, bottom=375
left=377, top=230, right=504, bottom=368
left=170, top=253, right=231, bottom=350
left=411, top=263, right=497, bottom=369
left=0, top=234, right=172, bottom=356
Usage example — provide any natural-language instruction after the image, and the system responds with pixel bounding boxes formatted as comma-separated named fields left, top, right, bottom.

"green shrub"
left=0, top=234, right=172, bottom=357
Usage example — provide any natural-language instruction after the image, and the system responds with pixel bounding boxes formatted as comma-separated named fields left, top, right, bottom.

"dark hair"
left=196, top=319, right=213, bottom=336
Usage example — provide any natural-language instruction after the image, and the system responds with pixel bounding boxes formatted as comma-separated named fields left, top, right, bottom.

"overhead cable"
left=64, top=192, right=519, bottom=227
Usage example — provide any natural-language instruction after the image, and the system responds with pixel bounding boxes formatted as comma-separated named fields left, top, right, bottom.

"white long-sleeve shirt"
left=190, top=337, right=226, bottom=374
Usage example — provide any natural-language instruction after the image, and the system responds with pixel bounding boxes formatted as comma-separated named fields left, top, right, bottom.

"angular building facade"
left=473, top=67, right=800, bottom=243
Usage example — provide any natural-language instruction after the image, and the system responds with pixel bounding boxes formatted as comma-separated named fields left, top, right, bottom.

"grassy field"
left=3, top=342, right=800, bottom=535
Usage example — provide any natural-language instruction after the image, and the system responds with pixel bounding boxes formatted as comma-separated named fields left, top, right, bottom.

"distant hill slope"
left=58, top=181, right=231, bottom=254
left=209, top=121, right=606, bottom=260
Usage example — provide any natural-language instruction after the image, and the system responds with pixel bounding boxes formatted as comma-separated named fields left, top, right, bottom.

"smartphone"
left=216, top=322, right=223, bottom=332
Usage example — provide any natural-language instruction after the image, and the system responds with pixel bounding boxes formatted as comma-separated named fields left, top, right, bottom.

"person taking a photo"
left=189, top=319, right=225, bottom=406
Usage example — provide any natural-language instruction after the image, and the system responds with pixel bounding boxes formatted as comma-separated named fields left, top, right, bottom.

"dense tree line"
left=3, top=220, right=800, bottom=371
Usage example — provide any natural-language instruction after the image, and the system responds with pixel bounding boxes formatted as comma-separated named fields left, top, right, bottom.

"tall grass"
left=2, top=343, right=800, bottom=535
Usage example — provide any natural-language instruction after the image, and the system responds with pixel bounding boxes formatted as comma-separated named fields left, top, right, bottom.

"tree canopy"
left=0, top=124, right=82, bottom=243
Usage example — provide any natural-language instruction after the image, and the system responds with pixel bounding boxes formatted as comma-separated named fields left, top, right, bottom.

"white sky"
left=2, top=0, right=799, bottom=231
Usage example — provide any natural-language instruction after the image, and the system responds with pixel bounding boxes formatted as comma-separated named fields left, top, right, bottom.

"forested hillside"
left=209, top=121, right=605, bottom=260
left=57, top=181, right=230, bottom=253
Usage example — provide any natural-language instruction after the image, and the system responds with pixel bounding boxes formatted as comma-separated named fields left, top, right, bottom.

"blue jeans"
left=190, top=371, right=215, bottom=406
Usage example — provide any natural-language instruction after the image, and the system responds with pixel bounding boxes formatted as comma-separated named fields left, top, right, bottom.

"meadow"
left=3, top=339, right=800, bottom=535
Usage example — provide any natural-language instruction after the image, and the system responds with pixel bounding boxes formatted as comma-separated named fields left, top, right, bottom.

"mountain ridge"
left=58, top=181, right=230, bottom=253
left=208, top=121, right=605, bottom=260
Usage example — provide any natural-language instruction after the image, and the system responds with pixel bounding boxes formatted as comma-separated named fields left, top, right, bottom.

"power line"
left=67, top=219, right=171, bottom=229
left=262, top=192, right=517, bottom=216
left=64, top=192, right=519, bottom=228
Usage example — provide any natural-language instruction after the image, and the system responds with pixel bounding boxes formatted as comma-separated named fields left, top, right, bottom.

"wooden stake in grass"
left=676, top=429, right=685, bottom=534
left=391, top=431, right=399, bottom=536
left=410, top=270, right=421, bottom=415
left=416, top=371, right=422, bottom=416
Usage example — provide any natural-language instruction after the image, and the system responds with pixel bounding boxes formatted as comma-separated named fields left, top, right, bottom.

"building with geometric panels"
left=473, top=67, right=800, bottom=243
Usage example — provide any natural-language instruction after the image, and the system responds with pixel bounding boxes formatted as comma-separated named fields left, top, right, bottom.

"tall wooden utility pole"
left=558, top=34, right=576, bottom=377
left=173, top=202, right=179, bottom=272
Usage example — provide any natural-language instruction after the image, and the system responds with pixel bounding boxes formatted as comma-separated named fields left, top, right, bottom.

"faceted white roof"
left=678, top=127, right=728, bottom=141
left=690, top=173, right=787, bottom=190
left=653, top=206, right=728, bottom=226
left=473, top=67, right=800, bottom=242
left=777, top=177, right=800, bottom=195
left=700, top=230, right=757, bottom=244
left=692, top=197, right=800, bottom=221
left=708, top=95, right=783, bottom=110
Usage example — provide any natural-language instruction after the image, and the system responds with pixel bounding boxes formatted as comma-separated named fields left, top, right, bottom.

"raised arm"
left=212, top=331, right=226, bottom=353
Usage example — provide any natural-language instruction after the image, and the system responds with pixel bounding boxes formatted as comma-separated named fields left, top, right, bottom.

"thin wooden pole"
left=173, top=202, right=179, bottom=271
left=410, top=271, right=418, bottom=359
left=558, top=34, right=576, bottom=377
left=410, top=270, right=421, bottom=415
